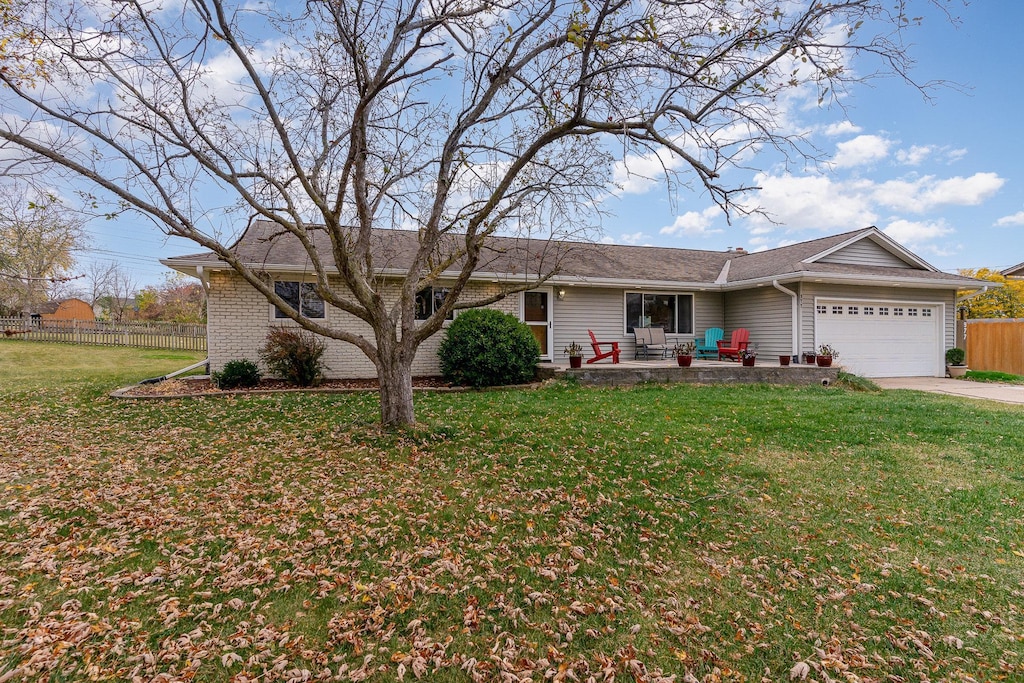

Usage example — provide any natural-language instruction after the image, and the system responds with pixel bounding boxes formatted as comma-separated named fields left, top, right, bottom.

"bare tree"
left=0, top=183, right=85, bottom=316
left=79, top=260, right=141, bottom=320
left=0, top=0, right=949, bottom=425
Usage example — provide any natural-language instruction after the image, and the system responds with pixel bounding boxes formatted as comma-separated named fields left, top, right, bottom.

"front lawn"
left=1, top=342, right=1022, bottom=681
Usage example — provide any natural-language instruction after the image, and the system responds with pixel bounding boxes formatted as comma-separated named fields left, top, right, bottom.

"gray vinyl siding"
left=551, top=287, right=724, bottom=360
left=723, top=287, right=794, bottom=358
left=797, top=283, right=955, bottom=355
left=818, top=240, right=913, bottom=268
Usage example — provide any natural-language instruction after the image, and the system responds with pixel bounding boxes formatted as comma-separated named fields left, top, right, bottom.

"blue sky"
left=77, top=1, right=1024, bottom=286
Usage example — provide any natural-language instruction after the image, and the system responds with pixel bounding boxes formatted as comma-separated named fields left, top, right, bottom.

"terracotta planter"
left=816, top=356, right=833, bottom=367
left=779, top=355, right=791, bottom=366
left=803, top=353, right=817, bottom=364
left=677, top=355, right=693, bottom=367
left=569, top=356, right=582, bottom=369
left=947, top=365, right=968, bottom=378
left=742, top=356, right=756, bottom=367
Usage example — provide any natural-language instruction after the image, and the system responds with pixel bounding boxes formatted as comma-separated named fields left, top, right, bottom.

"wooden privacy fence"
left=965, top=319, right=1024, bottom=376
left=0, top=318, right=207, bottom=352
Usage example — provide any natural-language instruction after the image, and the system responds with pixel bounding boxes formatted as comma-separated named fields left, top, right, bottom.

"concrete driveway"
left=874, top=377, right=1024, bottom=405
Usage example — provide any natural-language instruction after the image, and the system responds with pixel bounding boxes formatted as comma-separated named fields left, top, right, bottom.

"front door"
left=522, top=289, right=553, bottom=361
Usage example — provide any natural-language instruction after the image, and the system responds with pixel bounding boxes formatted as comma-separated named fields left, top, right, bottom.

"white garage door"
left=814, top=299, right=943, bottom=377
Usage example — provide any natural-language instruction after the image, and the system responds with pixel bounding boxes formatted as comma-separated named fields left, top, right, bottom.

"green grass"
left=1, top=342, right=1022, bottom=681
left=965, top=369, right=1024, bottom=384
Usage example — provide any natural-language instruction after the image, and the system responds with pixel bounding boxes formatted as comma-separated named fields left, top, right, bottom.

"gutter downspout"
left=955, top=285, right=988, bottom=306
left=773, top=280, right=799, bottom=358
left=139, top=358, right=210, bottom=385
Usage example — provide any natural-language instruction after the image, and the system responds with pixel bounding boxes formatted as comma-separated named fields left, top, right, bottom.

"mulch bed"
left=118, top=375, right=457, bottom=397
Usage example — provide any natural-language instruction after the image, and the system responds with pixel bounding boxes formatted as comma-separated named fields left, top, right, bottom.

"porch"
left=536, top=357, right=840, bottom=387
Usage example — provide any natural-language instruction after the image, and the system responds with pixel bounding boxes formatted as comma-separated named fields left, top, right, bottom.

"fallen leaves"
left=1, top=382, right=1022, bottom=682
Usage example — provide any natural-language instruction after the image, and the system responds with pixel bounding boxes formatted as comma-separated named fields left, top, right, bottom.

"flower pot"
left=779, top=355, right=791, bottom=366
left=947, top=365, right=968, bottom=378
left=742, top=356, right=756, bottom=367
left=816, top=356, right=833, bottom=367
left=677, top=355, right=693, bottom=367
left=569, top=356, right=582, bottom=369
left=803, top=353, right=817, bottom=364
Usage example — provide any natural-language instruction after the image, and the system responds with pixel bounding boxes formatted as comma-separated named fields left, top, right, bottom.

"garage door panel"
left=815, top=300, right=942, bottom=377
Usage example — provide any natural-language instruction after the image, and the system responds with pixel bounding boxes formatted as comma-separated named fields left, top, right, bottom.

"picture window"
left=274, top=281, right=325, bottom=319
left=625, top=293, right=693, bottom=334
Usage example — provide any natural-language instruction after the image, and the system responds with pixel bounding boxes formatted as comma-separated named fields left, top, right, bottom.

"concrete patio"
left=536, top=356, right=840, bottom=387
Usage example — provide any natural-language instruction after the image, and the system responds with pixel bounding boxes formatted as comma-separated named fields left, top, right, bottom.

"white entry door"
left=814, top=299, right=943, bottom=377
left=522, top=289, right=553, bottom=361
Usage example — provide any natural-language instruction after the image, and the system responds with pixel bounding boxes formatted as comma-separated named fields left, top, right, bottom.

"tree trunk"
left=377, top=351, right=415, bottom=427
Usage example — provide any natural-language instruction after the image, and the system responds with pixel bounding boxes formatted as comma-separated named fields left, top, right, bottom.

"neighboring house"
left=38, top=298, right=96, bottom=321
left=1002, top=262, right=1024, bottom=278
left=163, top=222, right=985, bottom=379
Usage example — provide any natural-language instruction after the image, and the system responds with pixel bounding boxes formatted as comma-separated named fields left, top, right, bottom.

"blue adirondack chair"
left=695, top=327, right=724, bottom=359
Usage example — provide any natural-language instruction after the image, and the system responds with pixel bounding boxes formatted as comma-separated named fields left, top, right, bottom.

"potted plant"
left=803, top=351, right=817, bottom=365
left=740, top=345, right=757, bottom=367
left=816, top=344, right=839, bottom=367
left=779, top=354, right=791, bottom=366
left=674, top=340, right=696, bottom=367
left=945, top=347, right=967, bottom=378
left=564, top=341, right=584, bottom=368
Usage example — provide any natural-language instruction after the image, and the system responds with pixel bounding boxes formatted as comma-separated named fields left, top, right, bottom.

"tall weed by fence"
left=0, top=318, right=207, bottom=352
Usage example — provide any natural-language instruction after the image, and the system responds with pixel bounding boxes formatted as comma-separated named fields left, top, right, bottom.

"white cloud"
left=996, top=211, right=1024, bottom=227
left=659, top=207, right=722, bottom=237
left=743, top=173, right=877, bottom=231
left=822, top=121, right=862, bottom=137
left=895, top=145, right=933, bottom=166
left=600, top=231, right=648, bottom=245
left=832, top=134, right=891, bottom=168
left=882, top=219, right=954, bottom=254
left=873, top=172, right=1005, bottom=213
left=611, top=148, right=683, bottom=195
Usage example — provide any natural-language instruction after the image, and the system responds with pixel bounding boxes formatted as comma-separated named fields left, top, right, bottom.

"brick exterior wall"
left=207, top=271, right=519, bottom=379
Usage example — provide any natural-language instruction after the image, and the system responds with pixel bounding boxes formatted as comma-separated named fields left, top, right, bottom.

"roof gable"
left=805, top=229, right=935, bottom=271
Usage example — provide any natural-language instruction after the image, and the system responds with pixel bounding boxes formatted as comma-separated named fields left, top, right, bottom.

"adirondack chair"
left=587, top=329, right=621, bottom=364
left=717, top=328, right=750, bottom=361
left=695, top=327, right=724, bottom=359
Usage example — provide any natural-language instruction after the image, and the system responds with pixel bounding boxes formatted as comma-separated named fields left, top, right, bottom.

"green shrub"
left=259, top=327, right=328, bottom=387
left=211, top=359, right=262, bottom=389
left=945, top=347, right=966, bottom=366
left=438, top=309, right=540, bottom=387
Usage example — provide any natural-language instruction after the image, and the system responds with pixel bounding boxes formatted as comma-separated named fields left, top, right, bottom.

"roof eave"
left=722, top=270, right=989, bottom=291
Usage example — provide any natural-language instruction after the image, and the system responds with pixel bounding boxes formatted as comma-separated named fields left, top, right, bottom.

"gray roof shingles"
left=164, top=221, right=982, bottom=288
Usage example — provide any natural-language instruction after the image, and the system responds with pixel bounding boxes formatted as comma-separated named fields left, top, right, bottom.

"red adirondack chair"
left=717, top=328, right=750, bottom=361
left=587, top=330, right=621, bottom=364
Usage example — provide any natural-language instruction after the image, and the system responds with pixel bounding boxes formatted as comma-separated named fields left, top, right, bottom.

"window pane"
left=300, top=283, right=324, bottom=318
left=523, top=291, right=547, bottom=322
left=415, top=288, right=431, bottom=320
left=645, top=294, right=676, bottom=333
left=677, top=295, right=693, bottom=334
left=433, top=288, right=453, bottom=320
left=625, top=293, right=643, bottom=333
left=274, top=281, right=300, bottom=318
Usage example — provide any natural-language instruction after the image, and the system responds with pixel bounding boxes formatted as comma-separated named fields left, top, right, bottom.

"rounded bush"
left=260, top=327, right=328, bottom=387
left=945, top=347, right=966, bottom=366
left=212, top=359, right=261, bottom=389
left=438, top=309, right=540, bottom=387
